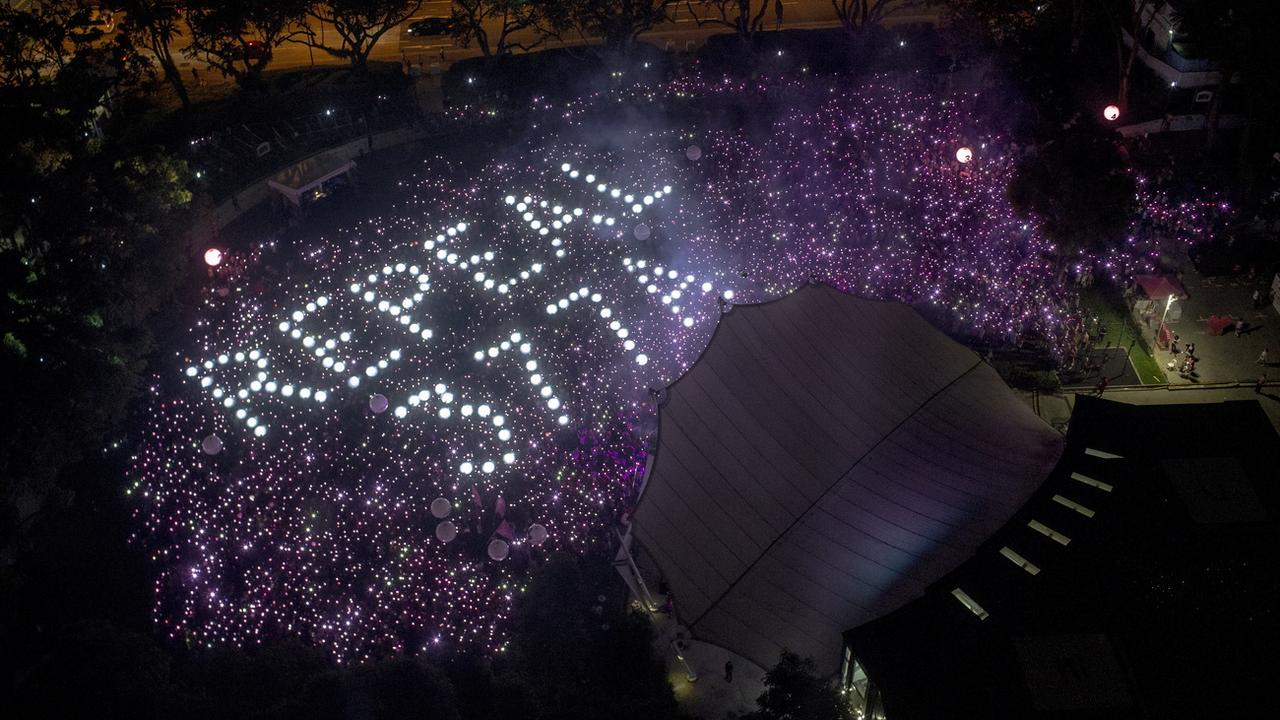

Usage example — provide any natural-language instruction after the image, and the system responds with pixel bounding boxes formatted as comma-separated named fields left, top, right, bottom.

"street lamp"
left=955, top=146, right=973, bottom=164
left=1103, top=104, right=1120, bottom=121
left=1157, top=293, right=1175, bottom=348
left=203, top=247, right=223, bottom=267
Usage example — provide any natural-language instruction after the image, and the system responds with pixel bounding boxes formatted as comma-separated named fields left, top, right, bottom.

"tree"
left=305, top=0, right=424, bottom=70
left=1, top=1, right=194, bottom=528
left=450, top=0, right=545, bottom=60
left=831, top=0, right=911, bottom=35
left=1007, top=125, right=1135, bottom=258
left=0, top=0, right=82, bottom=88
left=541, top=0, right=677, bottom=57
left=0, top=0, right=144, bottom=99
left=0, top=146, right=194, bottom=525
left=1112, top=0, right=1165, bottom=111
left=744, top=650, right=854, bottom=720
left=108, top=0, right=192, bottom=109
left=507, top=553, right=681, bottom=720
left=929, top=0, right=1041, bottom=44
left=686, top=1, right=784, bottom=46
left=183, top=0, right=311, bottom=86
left=1169, top=0, right=1243, bottom=151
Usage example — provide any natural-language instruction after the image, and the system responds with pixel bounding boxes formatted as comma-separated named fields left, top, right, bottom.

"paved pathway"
left=1156, top=266, right=1280, bottom=384
left=647, top=609, right=767, bottom=720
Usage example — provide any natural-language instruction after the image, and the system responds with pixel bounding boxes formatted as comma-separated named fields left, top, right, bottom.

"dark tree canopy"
left=1008, top=126, right=1135, bottom=256
left=305, top=0, right=425, bottom=69
left=745, top=650, right=854, bottom=720
left=183, top=0, right=310, bottom=85
left=450, top=0, right=546, bottom=59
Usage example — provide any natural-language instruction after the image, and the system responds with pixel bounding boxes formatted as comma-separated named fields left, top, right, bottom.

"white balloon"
left=634, top=223, right=651, bottom=241
left=369, top=393, right=389, bottom=413
left=487, top=538, right=510, bottom=561
left=430, top=497, right=452, bottom=519
left=201, top=433, right=223, bottom=455
left=685, top=145, right=702, bottom=161
left=436, top=521, right=457, bottom=543
left=528, top=523, right=548, bottom=546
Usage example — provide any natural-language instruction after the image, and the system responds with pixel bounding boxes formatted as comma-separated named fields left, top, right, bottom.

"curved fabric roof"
left=632, top=284, right=1063, bottom=673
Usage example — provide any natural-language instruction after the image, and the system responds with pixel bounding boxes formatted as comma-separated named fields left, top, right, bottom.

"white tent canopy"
left=632, top=284, right=1063, bottom=673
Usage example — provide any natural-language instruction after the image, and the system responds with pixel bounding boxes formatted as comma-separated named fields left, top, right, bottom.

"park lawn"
left=1080, top=288, right=1167, bottom=385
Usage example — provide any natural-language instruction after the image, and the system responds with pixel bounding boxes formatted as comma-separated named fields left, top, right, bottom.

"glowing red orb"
left=1103, top=104, right=1121, bottom=121
left=955, top=146, right=973, bottom=164
left=203, top=247, right=223, bottom=267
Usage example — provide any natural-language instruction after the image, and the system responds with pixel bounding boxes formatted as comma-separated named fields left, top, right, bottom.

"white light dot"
left=636, top=354, right=649, bottom=365
left=482, top=461, right=496, bottom=474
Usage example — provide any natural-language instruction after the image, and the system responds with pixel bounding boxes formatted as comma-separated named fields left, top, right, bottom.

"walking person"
left=1253, top=289, right=1263, bottom=309
left=1259, top=347, right=1270, bottom=365
left=1256, top=374, right=1267, bottom=394
left=1235, top=318, right=1245, bottom=337
left=1185, top=342, right=1196, bottom=359
left=1094, top=376, right=1109, bottom=396
left=724, top=660, right=734, bottom=683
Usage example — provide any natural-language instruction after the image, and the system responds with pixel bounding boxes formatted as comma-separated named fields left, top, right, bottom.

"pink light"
left=1103, top=105, right=1121, bottom=122
left=203, top=248, right=223, bottom=267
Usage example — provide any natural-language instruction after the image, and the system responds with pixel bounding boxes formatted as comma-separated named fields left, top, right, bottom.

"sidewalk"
left=1156, top=266, right=1280, bottom=384
left=647, top=607, right=766, bottom=720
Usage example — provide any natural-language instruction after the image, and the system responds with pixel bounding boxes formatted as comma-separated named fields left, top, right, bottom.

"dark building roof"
left=631, top=283, right=1063, bottom=673
left=844, top=395, right=1280, bottom=720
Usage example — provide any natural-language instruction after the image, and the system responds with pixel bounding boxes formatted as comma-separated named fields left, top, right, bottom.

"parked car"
left=407, top=17, right=453, bottom=37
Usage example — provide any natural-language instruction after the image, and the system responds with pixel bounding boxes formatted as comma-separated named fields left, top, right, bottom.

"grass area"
left=1080, top=287, right=1167, bottom=384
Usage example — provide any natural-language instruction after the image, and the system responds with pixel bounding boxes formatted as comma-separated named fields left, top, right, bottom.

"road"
left=184, top=0, right=938, bottom=74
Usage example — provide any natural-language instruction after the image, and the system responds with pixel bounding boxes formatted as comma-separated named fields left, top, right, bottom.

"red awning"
left=1135, top=274, right=1188, bottom=300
